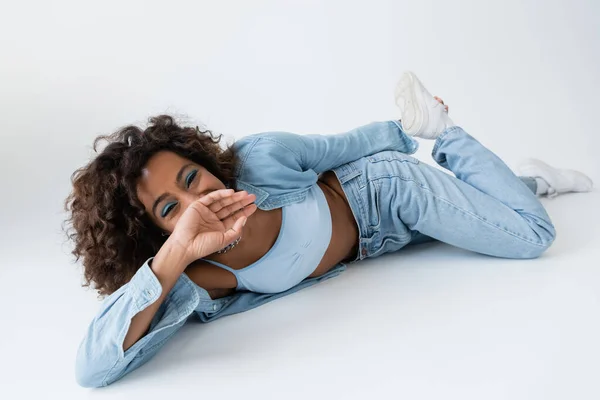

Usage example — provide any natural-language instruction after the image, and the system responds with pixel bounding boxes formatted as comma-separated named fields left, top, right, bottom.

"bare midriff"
left=184, top=171, right=359, bottom=299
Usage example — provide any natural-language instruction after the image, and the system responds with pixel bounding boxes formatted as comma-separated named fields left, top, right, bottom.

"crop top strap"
left=200, top=258, right=239, bottom=275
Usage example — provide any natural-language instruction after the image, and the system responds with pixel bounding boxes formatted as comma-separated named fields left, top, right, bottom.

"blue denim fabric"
left=75, top=121, right=553, bottom=388
left=332, top=126, right=554, bottom=261
left=519, top=176, right=538, bottom=195
left=232, top=120, right=419, bottom=209
left=76, top=120, right=420, bottom=388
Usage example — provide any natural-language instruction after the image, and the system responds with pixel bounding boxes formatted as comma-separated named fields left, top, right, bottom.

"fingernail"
left=243, top=218, right=247, bottom=226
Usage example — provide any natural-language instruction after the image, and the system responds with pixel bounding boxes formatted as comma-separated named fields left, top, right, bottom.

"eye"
left=161, top=202, right=177, bottom=218
left=185, top=170, right=198, bottom=188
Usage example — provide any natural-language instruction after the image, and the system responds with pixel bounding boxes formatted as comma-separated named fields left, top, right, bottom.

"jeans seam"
left=432, top=126, right=461, bottom=156
left=372, top=175, right=549, bottom=248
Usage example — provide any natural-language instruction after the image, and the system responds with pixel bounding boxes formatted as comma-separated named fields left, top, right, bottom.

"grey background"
left=1, top=0, right=599, bottom=398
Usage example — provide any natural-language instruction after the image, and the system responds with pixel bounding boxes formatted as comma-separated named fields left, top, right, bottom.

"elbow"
left=74, top=330, right=141, bottom=388
left=75, top=344, right=107, bottom=388
left=75, top=336, right=122, bottom=388
left=76, top=368, right=104, bottom=389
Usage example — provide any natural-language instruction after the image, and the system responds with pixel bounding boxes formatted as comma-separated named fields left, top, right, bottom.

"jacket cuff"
left=389, top=120, right=420, bottom=154
left=127, top=258, right=163, bottom=312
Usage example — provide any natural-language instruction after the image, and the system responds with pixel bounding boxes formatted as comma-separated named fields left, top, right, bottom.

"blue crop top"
left=200, top=184, right=333, bottom=294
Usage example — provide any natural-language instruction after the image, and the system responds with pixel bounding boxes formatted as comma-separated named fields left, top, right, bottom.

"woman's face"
left=136, top=150, right=227, bottom=233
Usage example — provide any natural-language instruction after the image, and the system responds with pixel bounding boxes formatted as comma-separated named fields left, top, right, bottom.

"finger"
left=209, top=191, right=255, bottom=215
left=197, top=188, right=235, bottom=207
left=199, top=189, right=250, bottom=214
left=220, top=203, right=257, bottom=230
left=214, top=194, right=256, bottom=220
left=445, top=105, right=449, bottom=112
left=222, top=216, right=246, bottom=244
left=221, top=203, right=258, bottom=230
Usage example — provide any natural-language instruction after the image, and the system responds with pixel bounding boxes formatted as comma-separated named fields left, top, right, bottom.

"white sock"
left=517, top=158, right=594, bottom=198
left=535, top=177, right=550, bottom=195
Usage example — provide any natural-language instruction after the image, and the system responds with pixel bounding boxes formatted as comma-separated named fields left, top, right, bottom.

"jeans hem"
left=432, top=125, right=463, bottom=157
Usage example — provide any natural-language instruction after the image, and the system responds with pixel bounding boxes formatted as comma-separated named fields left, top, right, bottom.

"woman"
left=67, top=72, right=593, bottom=388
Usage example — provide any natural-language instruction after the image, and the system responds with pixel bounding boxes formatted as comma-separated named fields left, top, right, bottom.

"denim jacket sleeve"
left=240, top=120, right=418, bottom=173
left=233, top=120, right=419, bottom=199
left=75, top=258, right=200, bottom=388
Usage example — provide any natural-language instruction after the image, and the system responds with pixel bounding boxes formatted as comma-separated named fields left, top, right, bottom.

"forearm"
left=76, top=241, right=199, bottom=387
left=249, top=121, right=420, bottom=175
left=123, top=240, right=191, bottom=351
left=301, top=121, right=419, bottom=173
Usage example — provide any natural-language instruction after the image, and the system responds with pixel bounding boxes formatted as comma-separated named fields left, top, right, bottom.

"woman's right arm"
left=122, top=242, right=191, bottom=351
left=75, top=241, right=198, bottom=388
left=75, top=189, right=256, bottom=388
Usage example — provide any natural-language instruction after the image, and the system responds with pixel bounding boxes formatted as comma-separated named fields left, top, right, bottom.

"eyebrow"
left=151, top=163, right=194, bottom=218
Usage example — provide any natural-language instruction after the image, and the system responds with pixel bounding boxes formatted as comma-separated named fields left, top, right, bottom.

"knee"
left=516, top=224, right=556, bottom=259
left=519, top=241, right=552, bottom=259
left=538, top=221, right=557, bottom=251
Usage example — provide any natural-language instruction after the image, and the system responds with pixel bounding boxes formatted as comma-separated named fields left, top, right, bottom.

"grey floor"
left=2, top=0, right=599, bottom=399
left=6, top=191, right=599, bottom=400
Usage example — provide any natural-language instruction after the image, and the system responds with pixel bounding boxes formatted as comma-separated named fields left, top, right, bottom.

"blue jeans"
left=332, top=126, right=556, bottom=261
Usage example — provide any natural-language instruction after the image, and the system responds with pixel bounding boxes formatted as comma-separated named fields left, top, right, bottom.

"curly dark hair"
left=64, top=115, right=239, bottom=297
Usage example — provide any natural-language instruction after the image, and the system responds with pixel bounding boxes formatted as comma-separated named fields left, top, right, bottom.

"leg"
left=365, top=126, right=556, bottom=259
left=405, top=175, right=538, bottom=248
left=396, top=71, right=593, bottom=199
left=379, top=71, right=554, bottom=258
left=519, top=176, right=538, bottom=195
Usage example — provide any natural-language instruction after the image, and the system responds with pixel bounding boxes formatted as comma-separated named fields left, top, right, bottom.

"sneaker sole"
left=395, top=71, right=428, bottom=136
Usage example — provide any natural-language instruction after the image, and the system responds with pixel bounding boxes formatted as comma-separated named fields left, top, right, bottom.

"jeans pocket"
left=369, top=234, right=410, bottom=258
left=367, top=180, right=381, bottom=229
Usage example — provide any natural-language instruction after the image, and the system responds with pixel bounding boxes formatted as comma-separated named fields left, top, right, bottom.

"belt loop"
left=359, top=238, right=369, bottom=260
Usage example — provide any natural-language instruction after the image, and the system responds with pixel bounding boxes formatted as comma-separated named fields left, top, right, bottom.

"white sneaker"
left=517, top=158, right=594, bottom=198
left=394, top=71, right=455, bottom=139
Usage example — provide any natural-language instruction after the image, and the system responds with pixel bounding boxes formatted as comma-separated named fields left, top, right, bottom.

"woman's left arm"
left=238, top=120, right=419, bottom=175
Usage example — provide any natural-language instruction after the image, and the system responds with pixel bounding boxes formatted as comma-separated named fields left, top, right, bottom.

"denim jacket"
left=75, top=120, right=419, bottom=388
